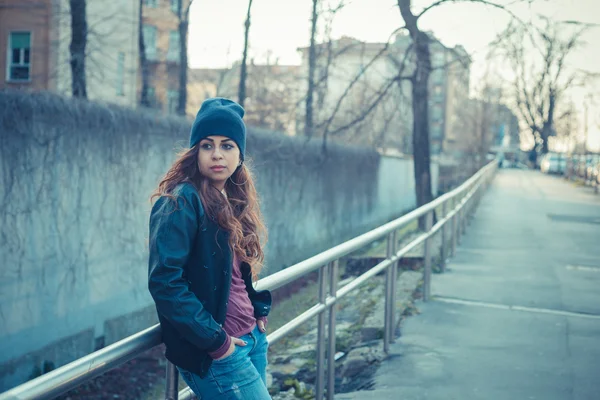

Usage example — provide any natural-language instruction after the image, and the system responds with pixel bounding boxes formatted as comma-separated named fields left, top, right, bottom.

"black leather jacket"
left=148, top=183, right=271, bottom=377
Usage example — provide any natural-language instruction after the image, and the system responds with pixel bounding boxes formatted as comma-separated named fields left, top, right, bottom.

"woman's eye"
left=201, top=143, right=212, bottom=150
left=223, top=144, right=234, bottom=150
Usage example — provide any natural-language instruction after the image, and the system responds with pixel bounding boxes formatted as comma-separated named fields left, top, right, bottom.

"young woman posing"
left=148, top=98, right=272, bottom=399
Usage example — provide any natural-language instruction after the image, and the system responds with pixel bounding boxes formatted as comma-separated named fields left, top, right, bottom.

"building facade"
left=297, top=36, right=411, bottom=150
left=393, top=34, right=471, bottom=156
left=140, top=0, right=190, bottom=114
left=296, top=34, right=472, bottom=155
left=1, top=0, right=140, bottom=107
left=187, top=62, right=302, bottom=134
left=0, top=0, right=55, bottom=91
left=53, top=0, right=139, bottom=106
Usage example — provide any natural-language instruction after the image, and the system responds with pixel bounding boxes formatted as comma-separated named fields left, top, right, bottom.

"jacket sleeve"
left=148, top=189, right=227, bottom=352
left=242, top=264, right=272, bottom=318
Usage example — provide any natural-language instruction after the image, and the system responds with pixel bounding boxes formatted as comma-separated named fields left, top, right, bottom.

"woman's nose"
left=212, top=149, right=223, bottom=159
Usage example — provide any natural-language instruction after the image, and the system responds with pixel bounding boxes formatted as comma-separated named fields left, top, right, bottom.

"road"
left=337, top=169, right=600, bottom=400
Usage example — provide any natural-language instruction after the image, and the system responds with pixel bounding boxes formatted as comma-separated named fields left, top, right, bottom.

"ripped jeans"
left=177, top=325, right=270, bottom=399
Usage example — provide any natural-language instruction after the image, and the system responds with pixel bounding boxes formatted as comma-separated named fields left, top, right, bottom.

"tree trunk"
left=238, top=0, right=253, bottom=108
left=177, top=18, right=188, bottom=116
left=69, top=0, right=87, bottom=98
left=398, top=0, right=433, bottom=226
left=304, top=0, right=318, bottom=137
left=540, top=124, right=550, bottom=154
left=540, top=91, right=555, bottom=154
left=412, top=47, right=433, bottom=207
left=139, top=0, right=150, bottom=107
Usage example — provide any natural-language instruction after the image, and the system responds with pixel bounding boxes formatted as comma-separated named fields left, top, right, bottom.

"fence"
left=0, top=161, right=497, bottom=400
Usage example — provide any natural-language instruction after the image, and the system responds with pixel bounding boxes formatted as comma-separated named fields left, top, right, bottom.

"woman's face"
left=197, top=135, right=241, bottom=191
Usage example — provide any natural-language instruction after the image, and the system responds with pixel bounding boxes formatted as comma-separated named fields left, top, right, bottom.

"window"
left=147, top=87, right=157, bottom=107
left=142, top=25, right=157, bottom=61
left=167, top=90, right=178, bottom=114
left=116, top=52, right=125, bottom=96
left=7, top=32, right=31, bottom=82
left=433, top=51, right=445, bottom=67
left=431, top=105, right=443, bottom=121
left=431, top=84, right=444, bottom=102
left=432, top=70, right=444, bottom=84
left=431, top=123, right=443, bottom=140
left=167, top=30, right=180, bottom=62
left=170, top=0, right=180, bottom=14
left=144, top=0, right=158, bottom=7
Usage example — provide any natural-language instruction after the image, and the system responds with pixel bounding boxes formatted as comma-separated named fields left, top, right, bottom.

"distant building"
left=140, top=0, right=190, bottom=113
left=297, top=36, right=408, bottom=149
left=1, top=0, right=140, bottom=107
left=443, top=88, right=520, bottom=163
left=187, top=67, right=233, bottom=115
left=392, top=34, right=471, bottom=156
left=296, top=34, right=472, bottom=154
left=0, top=0, right=55, bottom=91
left=188, top=62, right=303, bottom=134
left=492, top=103, right=520, bottom=151
left=53, top=0, right=139, bottom=107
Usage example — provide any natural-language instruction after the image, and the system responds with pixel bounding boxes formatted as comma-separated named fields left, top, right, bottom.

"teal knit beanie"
left=189, top=97, right=246, bottom=160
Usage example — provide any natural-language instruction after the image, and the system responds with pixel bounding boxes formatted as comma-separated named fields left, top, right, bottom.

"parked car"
left=540, top=152, right=565, bottom=174
left=591, top=161, right=600, bottom=186
left=586, top=155, right=600, bottom=182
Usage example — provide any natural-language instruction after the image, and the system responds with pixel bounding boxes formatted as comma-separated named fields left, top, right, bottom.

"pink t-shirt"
left=208, top=253, right=266, bottom=359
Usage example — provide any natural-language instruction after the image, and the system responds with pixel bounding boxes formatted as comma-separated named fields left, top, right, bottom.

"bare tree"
left=304, top=0, right=319, bottom=137
left=69, top=0, right=87, bottom=98
left=138, top=0, right=150, bottom=107
left=394, top=0, right=535, bottom=220
left=318, top=42, right=411, bottom=148
left=394, top=0, right=438, bottom=216
left=176, top=0, right=193, bottom=116
left=243, top=62, right=303, bottom=132
left=492, top=17, right=590, bottom=155
left=238, top=0, right=254, bottom=107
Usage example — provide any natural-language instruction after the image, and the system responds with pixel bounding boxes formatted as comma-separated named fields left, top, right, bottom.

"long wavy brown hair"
left=151, top=145, right=267, bottom=280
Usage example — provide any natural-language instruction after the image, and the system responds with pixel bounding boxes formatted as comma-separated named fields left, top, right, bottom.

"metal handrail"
left=0, top=161, right=497, bottom=400
left=255, top=161, right=489, bottom=292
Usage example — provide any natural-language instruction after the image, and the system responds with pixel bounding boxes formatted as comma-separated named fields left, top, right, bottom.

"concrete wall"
left=0, top=90, right=437, bottom=390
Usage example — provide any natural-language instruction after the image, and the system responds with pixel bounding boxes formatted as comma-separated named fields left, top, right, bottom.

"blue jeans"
left=178, top=325, right=270, bottom=399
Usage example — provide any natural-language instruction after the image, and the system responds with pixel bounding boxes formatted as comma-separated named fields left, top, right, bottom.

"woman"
left=148, top=98, right=272, bottom=399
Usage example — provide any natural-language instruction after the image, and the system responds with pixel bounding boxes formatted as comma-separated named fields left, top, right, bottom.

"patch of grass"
left=360, top=221, right=419, bottom=258
left=283, top=378, right=315, bottom=399
left=268, top=262, right=351, bottom=354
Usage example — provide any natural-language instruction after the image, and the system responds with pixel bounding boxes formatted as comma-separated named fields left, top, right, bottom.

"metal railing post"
left=440, top=201, right=448, bottom=273
left=165, top=362, right=179, bottom=400
left=315, top=264, right=328, bottom=400
left=327, top=260, right=339, bottom=400
left=451, top=198, right=457, bottom=257
left=463, top=198, right=469, bottom=231
left=457, top=204, right=465, bottom=244
left=388, top=230, right=398, bottom=343
left=383, top=233, right=393, bottom=353
left=423, top=212, right=433, bottom=301
left=466, top=195, right=473, bottom=225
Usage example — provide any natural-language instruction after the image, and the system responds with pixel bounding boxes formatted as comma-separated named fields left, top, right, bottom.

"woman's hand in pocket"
left=215, top=337, right=247, bottom=361
left=257, top=318, right=267, bottom=333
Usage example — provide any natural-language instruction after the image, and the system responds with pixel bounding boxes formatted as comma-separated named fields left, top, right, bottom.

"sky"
left=187, top=0, right=600, bottom=151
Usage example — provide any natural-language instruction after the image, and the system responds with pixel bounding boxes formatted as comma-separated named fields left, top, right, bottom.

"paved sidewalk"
left=337, top=169, right=600, bottom=400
